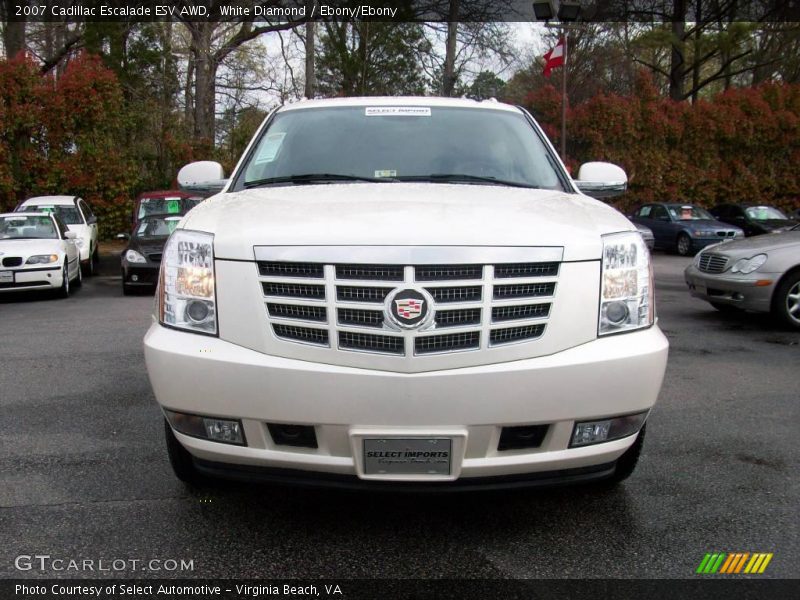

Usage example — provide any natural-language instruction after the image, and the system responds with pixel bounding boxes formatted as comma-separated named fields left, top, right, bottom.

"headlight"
left=26, top=254, right=58, bottom=264
left=599, top=231, right=654, bottom=336
left=75, top=237, right=85, bottom=247
left=731, top=254, right=767, bottom=274
left=693, top=229, right=715, bottom=237
left=125, top=249, right=146, bottom=263
left=157, top=229, right=216, bottom=335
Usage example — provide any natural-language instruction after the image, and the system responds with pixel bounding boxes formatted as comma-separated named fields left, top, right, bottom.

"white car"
left=17, top=196, right=99, bottom=275
left=145, top=97, right=669, bottom=489
left=0, top=212, right=81, bottom=297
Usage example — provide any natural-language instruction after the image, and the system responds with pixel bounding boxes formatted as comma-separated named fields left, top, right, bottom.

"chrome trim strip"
left=254, top=246, right=564, bottom=264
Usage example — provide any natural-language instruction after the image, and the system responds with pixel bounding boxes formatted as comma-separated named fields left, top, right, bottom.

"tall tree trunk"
left=669, top=0, right=686, bottom=101
left=442, top=0, right=460, bottom=96
left=2, top=0, right=27, bottom=58
left=190, top=23, right=216, bottom=144
left=690, top=0, right=701, bottom=103
left=304, top=1, right=315, bottom=98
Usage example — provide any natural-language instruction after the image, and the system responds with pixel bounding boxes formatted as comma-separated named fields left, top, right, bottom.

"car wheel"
left=676, top=233, right=693, bottom=256
left=164, top=419, right=202, bottom=485
left=772, top=271, right=800, bottom=330
left=90, top=246, right=99, bottom=275
left=604, top=424, right=646, bottom=486
left=56, top=261, right=70, bottom=298
left=74, top=261, right=82, bottom=288
left=710, top=302, right=740, bottom=313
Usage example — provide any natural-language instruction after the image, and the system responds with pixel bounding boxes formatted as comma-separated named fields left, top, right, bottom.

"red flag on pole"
left=543, top=38, right=565, bottom=78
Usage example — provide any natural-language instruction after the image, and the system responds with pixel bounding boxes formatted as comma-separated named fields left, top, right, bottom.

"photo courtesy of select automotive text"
left=1, top=1, right=798, bottom=598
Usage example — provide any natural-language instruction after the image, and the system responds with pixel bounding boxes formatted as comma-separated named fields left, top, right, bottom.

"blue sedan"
left=630, top=203, right=744, bottom=256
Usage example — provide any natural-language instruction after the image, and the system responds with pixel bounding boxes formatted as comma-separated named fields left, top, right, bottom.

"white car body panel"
left=0, top=212, right=80, bottom=292
left=145, top=97, right=668, bottom=485
left=18, top=196, right=98, bottom=263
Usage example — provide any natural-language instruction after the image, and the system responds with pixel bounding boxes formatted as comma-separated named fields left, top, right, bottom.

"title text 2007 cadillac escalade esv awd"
left=144, top=97, right=669, bottom=489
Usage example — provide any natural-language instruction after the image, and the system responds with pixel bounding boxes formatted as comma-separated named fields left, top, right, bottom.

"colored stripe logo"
left=696, top=552, right=773, bottom=574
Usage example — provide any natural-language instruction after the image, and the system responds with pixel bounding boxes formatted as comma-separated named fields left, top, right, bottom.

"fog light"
left=570, top=411, right=648, bottom=448
left=131, top=274, right=139, bottom=282
left=604, top=301, right=629, bottom=325
left=164, top=409, right=245, bottom=445
left=185, top=299, right=213, bottom=324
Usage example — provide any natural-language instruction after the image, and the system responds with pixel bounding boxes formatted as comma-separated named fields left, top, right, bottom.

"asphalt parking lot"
left=0, top=251, right=797, bottom=580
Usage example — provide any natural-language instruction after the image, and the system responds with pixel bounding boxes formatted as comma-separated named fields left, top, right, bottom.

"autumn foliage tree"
left=0, top=53, right=137, bottom=237
left=515, top=71, right=800, bottom=214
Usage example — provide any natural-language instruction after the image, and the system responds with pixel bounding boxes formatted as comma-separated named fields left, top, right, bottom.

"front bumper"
left=0, top=266, right=62, bottom=293
left=684, top=265, right=777, bottom=312
left=145, top=323, right=668, bottom=483
left=122, top=262, right=159, bottom=286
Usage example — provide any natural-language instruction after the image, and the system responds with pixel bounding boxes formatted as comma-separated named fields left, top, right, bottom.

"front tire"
left=605, top=424, right=646, bottom=485
left=164, top=419, right=202, bottom=485
left=56, top=261, right=70, bottom=298
left=772, top=271, right=800, bottom=330
left=676, top=233, right=693, bottom=256
left=73, top=261, right=82, bottom=288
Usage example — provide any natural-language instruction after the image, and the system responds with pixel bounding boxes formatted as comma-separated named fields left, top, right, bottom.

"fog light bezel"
left=569, top=410, right=649, bottom=448
left=164, top=409, right=246, bottom=446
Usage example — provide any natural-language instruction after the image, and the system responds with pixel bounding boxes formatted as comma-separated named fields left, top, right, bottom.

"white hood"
left=0, top=238, right=63, bottom=257
left=181, top=183, right=635, bottom=262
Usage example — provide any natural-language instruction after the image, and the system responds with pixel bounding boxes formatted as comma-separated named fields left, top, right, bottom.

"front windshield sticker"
left=365, top=107, right=431, bottom=117
left=254, top=132, right=286, bottom=165
left=374, top=170, right=397, bottom=178
left=37, top=206, right=55, bottom=213
left=166, top=219, right=180, bottom=233
left=166, top=199, right=181, bottom=214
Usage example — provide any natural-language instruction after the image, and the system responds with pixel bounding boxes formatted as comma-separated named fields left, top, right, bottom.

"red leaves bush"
left=519, top=71, right=800, bottom=215
left=0, top=53, right=137, bottom=238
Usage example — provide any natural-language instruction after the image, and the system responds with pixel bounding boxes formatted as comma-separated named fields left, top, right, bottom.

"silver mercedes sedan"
left=684, top=225, right=800, bottom=329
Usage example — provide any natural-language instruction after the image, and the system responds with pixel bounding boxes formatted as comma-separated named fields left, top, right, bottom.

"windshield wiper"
left=397, top=174, right=541, bottom=189
left=244, top=173, right=395, bottom=188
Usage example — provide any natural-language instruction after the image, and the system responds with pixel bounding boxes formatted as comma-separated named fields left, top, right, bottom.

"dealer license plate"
left=364, top=438, right=451, bottom=476
left=0, top=271, right=13, bottom=283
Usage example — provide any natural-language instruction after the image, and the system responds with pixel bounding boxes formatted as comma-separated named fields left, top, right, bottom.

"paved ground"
left=0, top=251, right=797, bottom=579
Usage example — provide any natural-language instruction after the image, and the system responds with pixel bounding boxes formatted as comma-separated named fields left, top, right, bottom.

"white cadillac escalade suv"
left=144, top=97, right=669, bottom=489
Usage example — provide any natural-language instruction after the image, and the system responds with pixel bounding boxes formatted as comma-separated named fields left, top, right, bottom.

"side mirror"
left=177, top=161, right=227, bottom=196
left=574, top=162, right=628, bottom=199
left=64, top=231, right=78, bottom=239
left=87, top=215, right=98, bottom=225
left=116, top=233, right=130, bottom=241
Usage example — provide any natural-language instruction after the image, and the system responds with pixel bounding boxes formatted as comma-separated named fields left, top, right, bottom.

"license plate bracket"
left=0, top=271, right=13, bottom=283
left=363, top=438, right=452, bottom=476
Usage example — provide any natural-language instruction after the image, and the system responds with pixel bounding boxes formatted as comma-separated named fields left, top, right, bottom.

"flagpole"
left=561, top=32, right=568, bottom=161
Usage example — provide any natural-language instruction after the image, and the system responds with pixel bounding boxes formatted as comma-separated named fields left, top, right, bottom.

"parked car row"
left=630, top=202, right=798, bottom=256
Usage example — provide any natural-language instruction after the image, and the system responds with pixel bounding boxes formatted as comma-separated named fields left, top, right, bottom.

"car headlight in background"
left=692, top=229, right=715, bottom=237
left=599, top=231, right=654, bottom=336
left=158, top=229, right=217, bottom=335
left=26, top=254, right=59, bottom=264
left=731, top=253, right=767, bottom=274
left=125, top=249, right=146, bottom=263
left=74, top=237, right=85, bottom=248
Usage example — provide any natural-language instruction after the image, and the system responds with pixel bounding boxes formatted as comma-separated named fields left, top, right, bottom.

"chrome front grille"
left=697, top=254, right=728, bottom=274
left=257, top=257, right=558, bottom=357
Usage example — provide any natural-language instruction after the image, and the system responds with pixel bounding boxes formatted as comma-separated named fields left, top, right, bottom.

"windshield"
left=24, top=204, right=82, bottom=225
left=135, top=216, right=182, bottom=238
left=138, top=197, right=189, bottom=219
left=0, top=214, right=58, bottom=239
left=745, top=206, right=787, bottom=221
left=668, top=205, right=713, bottom=221
left=237, top=106, right=565, bottom=191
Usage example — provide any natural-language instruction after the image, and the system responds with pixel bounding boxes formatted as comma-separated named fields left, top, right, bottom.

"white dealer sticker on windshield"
left=253, top=132, right=286, bottom=164
left=365, top=107, right=431, bottom=117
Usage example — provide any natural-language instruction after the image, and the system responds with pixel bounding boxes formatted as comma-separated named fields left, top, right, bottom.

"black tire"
left=164, top=419, right=202, bottom=484
left=710, top=301, right=741, bottom=313
left=122, top=284, right=135, bottom=296
left=91, top=246, right=99, bottom=275
left=56, top=261, right=70, bottom=298
left=772, top=271, right=800, bottom=330
left=73, top=261, right=83, bottom=288
left=676, top=233, right=693, bottom=256
left=605, top=424, right=646, bottom=485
